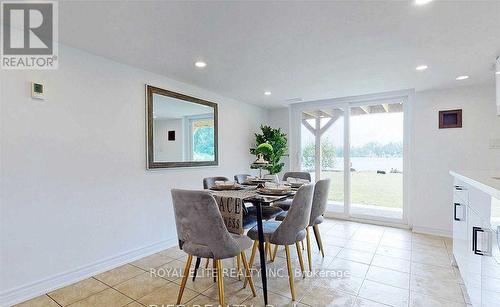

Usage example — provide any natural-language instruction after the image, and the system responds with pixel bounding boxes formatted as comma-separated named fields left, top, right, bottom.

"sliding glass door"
left=300, top=108, right=345, bottom=214
left=296, top=98, right=406, bottom=224
left=349, top=103, right=404, bottom=220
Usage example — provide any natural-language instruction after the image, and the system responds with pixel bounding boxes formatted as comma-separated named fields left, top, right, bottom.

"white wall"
left=267, top=108, right=290, bottom=179
left=410, top=84, right=500, bottom=235
left=0, top=45, right=267, bottom=305
left=268, top=84, right=500, bottom=235
left=153, top=118, right=184, bottom=161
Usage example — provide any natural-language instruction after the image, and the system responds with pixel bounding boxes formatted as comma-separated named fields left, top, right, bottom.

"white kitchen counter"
left=450, top=170, right=500, bottom=199
left=450, top=171, right=500, bottom=307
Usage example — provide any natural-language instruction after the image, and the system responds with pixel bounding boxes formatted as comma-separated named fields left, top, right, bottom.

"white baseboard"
left=324, top=215, right=452, bottom=238
left=324, top=214, right=410, bottom=229
left=411, top=225, right=452, bottom=238
left=0, top=238, right=178, bottom=307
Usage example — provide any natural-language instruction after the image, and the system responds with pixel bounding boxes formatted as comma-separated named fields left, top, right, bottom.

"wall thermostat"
left=31, top=82, right=45, bottom=100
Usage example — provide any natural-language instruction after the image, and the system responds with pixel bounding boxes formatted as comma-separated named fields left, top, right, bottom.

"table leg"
left=255, top=201, right=268, bottom=305
left=192, top=257, right=201, bottom=282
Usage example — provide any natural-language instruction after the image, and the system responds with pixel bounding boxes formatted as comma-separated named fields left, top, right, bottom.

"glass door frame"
left=289, top=89, right=414, bottom=226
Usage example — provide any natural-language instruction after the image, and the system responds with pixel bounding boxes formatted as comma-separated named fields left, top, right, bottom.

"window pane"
left=300, top=112, right=316, bottom=177
left=191, top=119, right=214, bottom=161
left=349, top=103, right=403, bottom=219
left=320, top=108, right=344, bottom=214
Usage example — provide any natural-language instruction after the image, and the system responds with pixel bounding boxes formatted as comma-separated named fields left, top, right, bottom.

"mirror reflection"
left=147, top=86, right=218, bottom=168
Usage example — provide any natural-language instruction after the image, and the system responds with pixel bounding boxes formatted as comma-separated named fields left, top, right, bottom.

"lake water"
left=332, top=157, right=403, bottom=172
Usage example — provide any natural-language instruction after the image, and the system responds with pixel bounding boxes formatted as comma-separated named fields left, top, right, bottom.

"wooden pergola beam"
left=319, top=109, right=333, bottom=118
left=359, top=106, right=370, bottom=114
left=319, top=115, right=340, bottom=134
left=301, top=119, right=316, bottom=135
left=303, top=111, right=317, bottom=119
left=317, top=110, right=331, bottom=118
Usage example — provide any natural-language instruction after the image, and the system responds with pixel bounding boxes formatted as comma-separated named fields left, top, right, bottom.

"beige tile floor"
left=14, top=219, right=470, bottom=307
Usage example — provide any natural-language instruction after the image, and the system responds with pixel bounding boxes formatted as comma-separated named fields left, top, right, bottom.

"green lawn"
left=321, top=171, right=403, bottom=209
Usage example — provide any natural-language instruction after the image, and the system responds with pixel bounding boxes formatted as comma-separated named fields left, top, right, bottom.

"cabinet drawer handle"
left=454, top=203, right=461, bottom=221
left=472, top=227, right=494, bottom=257
left=472, top=227, right=483, bottom=255
left=472, top=227, right=488, bottom=256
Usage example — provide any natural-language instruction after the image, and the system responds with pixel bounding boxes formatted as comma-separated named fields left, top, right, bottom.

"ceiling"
left=153, top=94, right=213, bottom=119
left=59, top=1, right=500, bottom=108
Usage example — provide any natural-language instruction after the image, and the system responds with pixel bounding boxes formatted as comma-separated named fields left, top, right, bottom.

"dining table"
left=208, top=185, right=294, bottom=305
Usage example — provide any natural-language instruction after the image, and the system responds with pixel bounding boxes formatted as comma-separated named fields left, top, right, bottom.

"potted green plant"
left=250, top=125, right=288, bottom=175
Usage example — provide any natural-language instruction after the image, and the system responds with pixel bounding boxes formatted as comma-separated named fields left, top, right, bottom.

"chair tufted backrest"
left=282, top=172, right=312, bottom=182
left=271, top=184, right=314, bottom=245
left=171, top=189, right=240, bottom=259
left=234, top=174, right=251, bottom=184
left=309, top=179, right=330, bottom=226
left=203, top=176, right=229, bottom=189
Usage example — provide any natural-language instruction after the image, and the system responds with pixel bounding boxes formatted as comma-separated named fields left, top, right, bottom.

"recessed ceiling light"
left=415, top=0, right=433, bottom=5
left=415, top=65, right=428, bottom=71
left=496, top=71, right=500, bottom=75
left=194, top=61, right=207, bottom=68
left=456, top=75, right=469, bottom=81
left=264, top=91, right=272, bottom=96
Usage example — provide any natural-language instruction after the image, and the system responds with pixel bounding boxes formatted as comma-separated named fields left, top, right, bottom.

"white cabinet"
left=452, top=178, right=500, bottom=307
left=453, top=194, right=468, bottom=270
left=465, top=206, right=483, bottom=307
left=481, top=226, right=500, bottom=307
left=481, top=198, right=500, bottom=307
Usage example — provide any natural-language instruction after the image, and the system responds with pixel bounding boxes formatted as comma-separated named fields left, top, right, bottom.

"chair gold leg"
left=240, top=251, right=257, bottom=297
left=301, top=240, right=305, bottom=250
left=216, top=259, right=225, bottom=306
left=306, top=226, right=313, bottom=271
left=295, top=242, right=305, bottom=278
left=284, top=245, right=296, bottom=301
left=236, top=255, right=242, bottom=280
left=248, top=240, right=258, bottom=268
left=265, top=240, right=271, bottom=262
left=176, top=254, right=193, bottom=304
left=313, top=224, right=325, bottom=257
left=272, top=244, right=278, bottom=261
left=244, top=240, right=258, bottom=288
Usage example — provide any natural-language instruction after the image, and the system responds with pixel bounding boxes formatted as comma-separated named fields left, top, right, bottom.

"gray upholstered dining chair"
left=245, top=184, right=314, bottom=301
left=275, top=179, right=330, bottom=271
left=282, top=171, right=312, bottom=182
left=200, top=175, right=281, bottom=277
left=203, top=176, right=229, bottom=189
left=199, top=176, right=257, bottom=283
left=171, top=189, right=257, bottom=306
left=234, top=174, right=251, bottom=184
left=275, top=171, right=312, bottom=211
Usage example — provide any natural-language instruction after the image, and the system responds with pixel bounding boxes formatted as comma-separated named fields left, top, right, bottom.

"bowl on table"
left=210, top=181, right=242, bottom=190
left=243, top=177, right=271, bottom=185
left=289, top=182, right=305, bottom=188
left=257, top=185, right=292, bottom=196
left=286, top=177, right=310, bottom=189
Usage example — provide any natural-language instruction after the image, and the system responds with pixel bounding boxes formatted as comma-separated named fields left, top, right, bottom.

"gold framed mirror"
left=146, top=85, right=218, bottom=169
